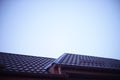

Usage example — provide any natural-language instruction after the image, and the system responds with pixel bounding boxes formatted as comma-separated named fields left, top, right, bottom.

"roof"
left=0, top=52, right=120, bottom=80
left=54, top=53, right=120, bottom=70
left=0, top=52, right=55, bottom=74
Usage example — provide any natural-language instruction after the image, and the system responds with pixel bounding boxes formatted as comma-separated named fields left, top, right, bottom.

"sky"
left=0, top=0, right=120, bottom=59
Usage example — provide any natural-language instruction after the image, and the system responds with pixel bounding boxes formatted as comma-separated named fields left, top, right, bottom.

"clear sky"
left=0, top=0, right=120, bottom=59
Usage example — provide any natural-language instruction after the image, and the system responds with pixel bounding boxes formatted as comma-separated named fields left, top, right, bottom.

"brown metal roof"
left=0, top=52, right=55, bottom=74
left=54, top=53, right=120, bottom=70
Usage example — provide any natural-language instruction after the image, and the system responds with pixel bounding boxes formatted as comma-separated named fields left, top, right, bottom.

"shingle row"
left=54, top=53, right=120, bottom=70
left=0, top=52, right=55, bottom=74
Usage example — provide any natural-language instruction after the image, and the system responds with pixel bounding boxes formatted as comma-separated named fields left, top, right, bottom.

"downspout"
left=58, top=66, right=61, bottom=74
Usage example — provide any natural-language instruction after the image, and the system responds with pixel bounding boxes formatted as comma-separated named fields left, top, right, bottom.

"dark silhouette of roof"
left=0, top=52, right=55, bottom=74
left=54, top=53, right=120, bottom=70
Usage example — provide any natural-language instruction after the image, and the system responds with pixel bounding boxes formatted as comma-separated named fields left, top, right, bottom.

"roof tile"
left=54, top=53, right=120, bottom=70
left=0, top=52, right=55, bottom=74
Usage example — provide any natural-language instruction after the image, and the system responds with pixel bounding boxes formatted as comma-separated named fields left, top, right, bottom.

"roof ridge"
left=0, top=52, right=54, bottom=59
left=54, top=53, right=67, bottom=63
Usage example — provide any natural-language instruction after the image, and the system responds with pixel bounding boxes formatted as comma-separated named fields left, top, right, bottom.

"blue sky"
left=0, top=0, right=120, bottom=59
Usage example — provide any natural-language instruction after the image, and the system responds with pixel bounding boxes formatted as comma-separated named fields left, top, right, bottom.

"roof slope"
left=54, top=53, right=120, bottom=70
left=0, top=52, right=55, bottom=74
